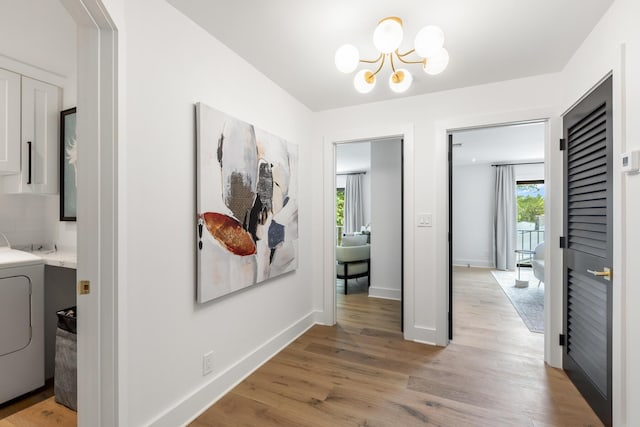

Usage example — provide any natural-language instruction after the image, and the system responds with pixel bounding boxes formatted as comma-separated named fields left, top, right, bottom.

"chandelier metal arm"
left=370, top=54, right=386, bottom=78
left=397, top=56, right=427, bottom=66
left=396, top=48, right=415, bottom=58
left=395, top=49, right=427, bottom=65
left=390, top=52, right=397, bottom=73
left=359, top=53, right=384, bottom=64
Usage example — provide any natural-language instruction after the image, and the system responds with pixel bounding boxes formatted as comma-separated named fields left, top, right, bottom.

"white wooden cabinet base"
left=3, top=76, right=61, bottom=194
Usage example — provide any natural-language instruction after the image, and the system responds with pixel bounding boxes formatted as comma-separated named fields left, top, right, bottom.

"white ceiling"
left=336, top=142, right=371, bottom=173
left=452, top=122, right=545, bottom=166
left=167, top=0, right=613, bottom=111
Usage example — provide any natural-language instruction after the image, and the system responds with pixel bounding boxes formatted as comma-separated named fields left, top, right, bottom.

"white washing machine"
left=0, top=248, right=44, bottom=404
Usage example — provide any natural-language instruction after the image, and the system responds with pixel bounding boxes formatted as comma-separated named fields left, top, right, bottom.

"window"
left=336, top=188, right=345, bottom=226
left=516, top=180, right=544, bottom=262
left=336, top=188, right=345, bottom=245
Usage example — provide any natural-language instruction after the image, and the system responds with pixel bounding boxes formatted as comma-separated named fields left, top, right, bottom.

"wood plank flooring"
left=192, top=268, right=602, bottom=426
left=0, top=397, right=76, bottom=427
left=0, top=381, right=55, bottom=420
left=2, top=268, right=601, bottom=426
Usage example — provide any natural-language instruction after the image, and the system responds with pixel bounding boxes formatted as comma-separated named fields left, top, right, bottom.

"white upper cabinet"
left=0, top=68, right=21, bottom=175
left=4, top=76, right=61, bottom=194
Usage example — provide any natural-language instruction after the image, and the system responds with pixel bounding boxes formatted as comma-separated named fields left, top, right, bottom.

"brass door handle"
left=587, top=267, right=611, bottom=281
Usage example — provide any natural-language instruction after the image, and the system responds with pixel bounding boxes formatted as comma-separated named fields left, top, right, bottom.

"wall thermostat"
left=621, top=150, right=640, bottom=174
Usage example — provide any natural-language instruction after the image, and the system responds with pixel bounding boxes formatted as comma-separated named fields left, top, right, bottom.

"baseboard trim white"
left=149, top=311, right=319, bottom=427
left=313, top=309, right=333, bottom=326
left=368, top=286, right=401, bottom=301
left=453, top=258, right=495, bottom=268
left=405, top=325, right=438, bottom=346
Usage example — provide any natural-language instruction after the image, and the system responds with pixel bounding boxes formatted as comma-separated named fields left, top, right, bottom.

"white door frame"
left=59, top=0, right=119, bottom=424
left=322, top=124, right=415, bottom=338
left=435, top=108, right=562, bottom=365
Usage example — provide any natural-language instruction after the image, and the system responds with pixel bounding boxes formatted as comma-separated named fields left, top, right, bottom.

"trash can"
left=54, top=306, right=77, bottom=411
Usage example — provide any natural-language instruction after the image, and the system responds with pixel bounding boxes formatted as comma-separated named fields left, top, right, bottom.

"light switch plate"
left=417, top=213, right=432, bottom=227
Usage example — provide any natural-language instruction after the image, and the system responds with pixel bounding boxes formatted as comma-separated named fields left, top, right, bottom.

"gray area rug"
left=491, top=268, right=544, bottom=333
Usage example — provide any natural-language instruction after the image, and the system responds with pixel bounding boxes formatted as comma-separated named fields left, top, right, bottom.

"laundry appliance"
left=0, top=247, right=44, bottom=404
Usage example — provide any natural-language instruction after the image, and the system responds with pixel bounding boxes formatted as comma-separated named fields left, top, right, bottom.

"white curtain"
left=344, top=174, right=365, bottom=234
left=493, top=165, right=517, bottom=270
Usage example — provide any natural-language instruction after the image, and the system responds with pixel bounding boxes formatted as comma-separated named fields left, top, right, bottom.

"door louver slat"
left=569, top=150, right=606, bottom=170
left=569, top=140, right=605, bottom=163
left=569, top=200, right=606, bottom=209
left=568, top=104, right=606, bottom=138
left=569, top=165, right=607, bottom=182
left=569, top=223, right=606, bottom=234
left=569, top=207, right=606, bottom=216
left=568, top=182, right=607, bottom=196
left=569, top=160, right=606, bottom=177
left=568, top=175, right=606, bottom=190
left=567, top=269, right=607, bottom=395
left=569, top=229, right=606, bottom=242
left=569, top=215, right=606, bottom=224
left=569, top=191, right=606, bottom=202
left=568, top=124, right=606, bottom=150
left=569, top=236, right=606, bottom=251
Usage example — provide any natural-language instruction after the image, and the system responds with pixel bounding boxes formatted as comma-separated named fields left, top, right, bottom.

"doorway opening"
left=334, top=137, right=404, bottom=333
left=1, top=0, right=118, bottom=425
left=448, top=121, right=546, bottom=357
left=0, top=1, right=79, bottom=422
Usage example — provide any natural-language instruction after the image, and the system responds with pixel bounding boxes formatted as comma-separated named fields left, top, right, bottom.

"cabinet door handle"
left=27, top=141, right=32, bottom=185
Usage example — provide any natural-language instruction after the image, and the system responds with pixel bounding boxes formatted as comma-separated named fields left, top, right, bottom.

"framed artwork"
left=60, top=107, right=77, bottom=221
left=196, top=103, right=298, bottom=303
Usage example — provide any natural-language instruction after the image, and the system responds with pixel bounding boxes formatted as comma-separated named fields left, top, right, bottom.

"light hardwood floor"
left=192, top=268, right=602, bottom=426
left=2, top=268, right=601, bottom=426
left=0, top=397, right=76, bottom=427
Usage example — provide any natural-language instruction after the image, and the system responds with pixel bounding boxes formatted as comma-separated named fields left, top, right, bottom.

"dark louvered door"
left=563, top=75, right=612, bottom=426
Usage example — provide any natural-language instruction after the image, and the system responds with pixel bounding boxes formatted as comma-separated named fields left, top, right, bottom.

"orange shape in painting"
left=201, top=212, right=256, bottom=256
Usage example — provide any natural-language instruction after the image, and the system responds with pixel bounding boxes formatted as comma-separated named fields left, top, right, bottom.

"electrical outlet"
left=203, top=351, right=214, bottom=376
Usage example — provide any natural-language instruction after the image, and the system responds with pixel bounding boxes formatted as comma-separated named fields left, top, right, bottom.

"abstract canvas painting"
left=196, top=103, right=298, bottom=303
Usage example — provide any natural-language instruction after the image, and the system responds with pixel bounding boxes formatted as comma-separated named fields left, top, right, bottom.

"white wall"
left=0, top=0, right=77, bottom=250
left=315, top=73, right=560, bottom=346
left=0, top=195, right=58, bottom=247
left=514, top=163, right=544, bottom=181
left=452, top=162, right=545, bottom=268
left=369, top=139, right=402, bottom=300
left=116, top=0, right=314, bottom=425
left=557, top=0, right=640, bottom=423
left=452, top=164, right=494, bottom=267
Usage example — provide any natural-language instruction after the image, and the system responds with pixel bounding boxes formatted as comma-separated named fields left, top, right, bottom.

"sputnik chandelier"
left=335, top=17, right=449, bottom=94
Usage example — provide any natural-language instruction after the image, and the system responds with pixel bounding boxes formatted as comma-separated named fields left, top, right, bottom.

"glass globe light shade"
left=424, top=47, right=449, bottom=75
left=388, top=69, right=413, bottom=93
left=414, top=25, right=445, bottom=58
left=373, top=17, right=403, bottom=54
left=335, top=44, right=360, bottom=73
left=354, top=69, right=376, bottom=94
